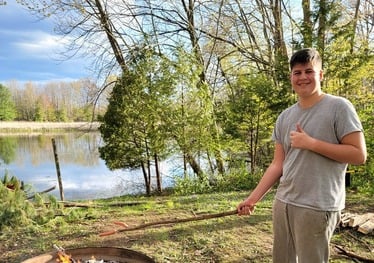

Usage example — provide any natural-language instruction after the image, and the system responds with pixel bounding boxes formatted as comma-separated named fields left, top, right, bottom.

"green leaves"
left=100, top=46, right=174, bottom=170
left=0, top=84, right=16, bottom=121
left=0, top=173, right=64, bottom=231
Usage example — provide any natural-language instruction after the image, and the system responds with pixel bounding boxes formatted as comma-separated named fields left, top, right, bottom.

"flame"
left=56, top=251, right=82, bottom=263
left=56, top=251, right=71, bottom=263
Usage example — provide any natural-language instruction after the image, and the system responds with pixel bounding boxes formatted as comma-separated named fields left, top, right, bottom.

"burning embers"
left=22, top=246, right=156, bottom=263
left=55, top=245, right=119, bottom=263
left=57, top=251, right=108, bottom=263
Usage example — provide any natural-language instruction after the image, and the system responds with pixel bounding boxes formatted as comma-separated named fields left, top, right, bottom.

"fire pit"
left=21, top=247, right=155, bottom=263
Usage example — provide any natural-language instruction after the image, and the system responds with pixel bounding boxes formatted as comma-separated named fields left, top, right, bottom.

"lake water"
left=0, top=132, right=179, bottom=200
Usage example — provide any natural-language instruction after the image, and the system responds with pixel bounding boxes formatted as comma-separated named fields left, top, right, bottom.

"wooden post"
left=52, top=138, right=64, bottom=201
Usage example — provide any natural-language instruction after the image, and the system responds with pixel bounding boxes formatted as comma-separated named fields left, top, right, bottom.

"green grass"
left=0, top=190, right=372, bottom=262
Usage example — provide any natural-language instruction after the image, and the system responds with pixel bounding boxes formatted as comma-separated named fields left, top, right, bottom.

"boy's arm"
left=291, top=124, right=367, bottom=165
left=237, top=143, right=284, bottom=215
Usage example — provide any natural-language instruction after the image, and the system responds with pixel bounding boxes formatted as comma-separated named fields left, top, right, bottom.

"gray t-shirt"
left=273, top=94, right=363, bottom=211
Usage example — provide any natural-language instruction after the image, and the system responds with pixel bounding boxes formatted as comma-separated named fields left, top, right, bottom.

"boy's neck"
left=298, top=91, right=325, bottom=109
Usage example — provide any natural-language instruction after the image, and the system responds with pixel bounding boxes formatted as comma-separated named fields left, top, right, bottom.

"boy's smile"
left=290, top=62, right=324, bottom=106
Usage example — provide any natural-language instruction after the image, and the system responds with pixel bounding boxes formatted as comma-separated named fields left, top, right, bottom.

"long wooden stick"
left=59, top=200, right=162, bottom=208
left=99, top=209, right=238, bottom=236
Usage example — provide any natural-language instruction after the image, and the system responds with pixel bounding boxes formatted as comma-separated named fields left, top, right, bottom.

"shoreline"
left=0, top=121, right=100, bottom=131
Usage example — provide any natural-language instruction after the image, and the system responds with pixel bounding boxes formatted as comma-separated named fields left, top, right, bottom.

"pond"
left=0, top=132, right=179, bottom=200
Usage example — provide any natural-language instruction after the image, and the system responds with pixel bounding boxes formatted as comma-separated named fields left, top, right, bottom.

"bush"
left=0, top=175, right=62, bottom=231
left=173, top=165, right=263, bottom=196
left=173, top=174, right=213, bottom=195
left=0, top=182, right=35, bottom=230
left=215, top=166, right=263, bottom=192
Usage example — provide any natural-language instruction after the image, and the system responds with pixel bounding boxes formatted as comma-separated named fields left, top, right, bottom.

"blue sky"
left=0, top=1, right=92, bottom=84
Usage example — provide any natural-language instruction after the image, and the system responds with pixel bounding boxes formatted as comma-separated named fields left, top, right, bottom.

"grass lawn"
left=0, top=190, right=373, bottom=262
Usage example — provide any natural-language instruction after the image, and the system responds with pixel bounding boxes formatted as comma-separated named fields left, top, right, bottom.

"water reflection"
left=0, top=137, right=17, bottom=164
left=0, top=132, right=175, bottom=200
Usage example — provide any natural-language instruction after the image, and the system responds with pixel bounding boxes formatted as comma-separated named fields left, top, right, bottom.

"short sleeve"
left=334, top=98, right=363, bottom=142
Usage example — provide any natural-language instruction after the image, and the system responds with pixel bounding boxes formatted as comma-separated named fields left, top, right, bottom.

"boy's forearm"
left=246, top=165, right=282, bottom=204
left=309, top=132, right=366, bottom=165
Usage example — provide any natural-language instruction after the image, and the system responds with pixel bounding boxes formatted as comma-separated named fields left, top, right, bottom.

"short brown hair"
left=290, top=48, right=322, bottom=70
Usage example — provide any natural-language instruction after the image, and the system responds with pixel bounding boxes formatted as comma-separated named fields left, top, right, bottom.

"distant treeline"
left=0, top=79, right=109, bottom=122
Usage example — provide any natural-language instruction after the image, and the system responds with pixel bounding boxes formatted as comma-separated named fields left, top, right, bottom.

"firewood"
left=358, top=219, right=374, bottom=235
left=349, top=213, right=374, bottom=228
left=340, top=212, right=355, bottom=227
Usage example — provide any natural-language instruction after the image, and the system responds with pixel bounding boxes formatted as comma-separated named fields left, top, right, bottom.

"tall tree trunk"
left=93, top=0, right=127, bottom=72
left=301, top=0, right=313, bottom=47
left=182, top=0, right=206, bottom=82
left=249, top=109, right=261, bottom=173
left=141, top=162, right=151, bottom=196
left=317, top=0, right=327, bottom=60
left=182, top=0, right=225, bottom=176
left=147, top=158, right=152, bottom=193
left=270, top=0, right=290, bottom=101
left=350, top=0, right=361, bottom=53
left=186, top=152, right=204, bottom=180
left=154, top=153, right=162, bottom=193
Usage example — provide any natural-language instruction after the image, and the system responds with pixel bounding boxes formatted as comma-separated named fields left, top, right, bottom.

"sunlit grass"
left=0, top=190, right=372, bottom=262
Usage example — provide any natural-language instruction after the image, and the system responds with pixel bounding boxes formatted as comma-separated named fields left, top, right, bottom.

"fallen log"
left=27, top=185, right=56, bottom=200
left=99, top=209, right=238, bottom=236
left=59, top=201, right=101, bottom=208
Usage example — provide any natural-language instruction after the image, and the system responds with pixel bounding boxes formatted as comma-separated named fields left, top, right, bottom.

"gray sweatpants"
left=272, top=199, right=340, bottom=263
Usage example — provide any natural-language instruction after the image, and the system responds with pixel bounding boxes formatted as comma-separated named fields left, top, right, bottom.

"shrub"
left=173, top=173, right=213, bottom=195
left=173, top=165, right=263, bottom=196
left=0, top=181, right=35, bottom=230
left=0, top=175, right=62, bottom=231
left=214, top=167, right=262, bottom=192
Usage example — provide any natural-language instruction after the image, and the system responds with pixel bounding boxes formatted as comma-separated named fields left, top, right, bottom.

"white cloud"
left=0, top=2, right=92, bottom=83
left=12, top=30, right=70, bottom=59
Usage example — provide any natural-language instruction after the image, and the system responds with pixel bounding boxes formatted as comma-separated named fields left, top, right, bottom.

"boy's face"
left=290, top=61, right=323, bottom=98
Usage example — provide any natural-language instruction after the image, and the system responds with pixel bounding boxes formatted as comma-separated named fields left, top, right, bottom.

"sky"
left=0, top=1, right=92, bottom=84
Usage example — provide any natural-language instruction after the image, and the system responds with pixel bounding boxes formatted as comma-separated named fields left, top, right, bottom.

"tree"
left=99, top=46, right=176, bottom=195
left=220, top=73, right=276, bottom=172
left=18, top=0, right=373, bottom=191
left=0, top=84, right=16, bottom=121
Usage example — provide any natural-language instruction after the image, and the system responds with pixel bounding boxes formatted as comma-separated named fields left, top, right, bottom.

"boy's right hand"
left=237, top=200, right=255, bottom=216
